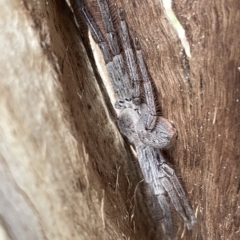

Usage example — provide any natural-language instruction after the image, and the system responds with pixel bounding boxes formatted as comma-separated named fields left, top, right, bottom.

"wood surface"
left=0, top=0, right=239, bottom=240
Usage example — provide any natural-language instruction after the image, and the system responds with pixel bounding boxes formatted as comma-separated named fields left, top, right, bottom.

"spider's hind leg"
left=159, top=158, right=197, bottom=230
left=134, top=38, right=158, bottom=130
left=157, top=194, right=173, bottom=239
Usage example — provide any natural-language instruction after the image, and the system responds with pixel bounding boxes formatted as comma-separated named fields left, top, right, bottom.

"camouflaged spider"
left=72, top=0, right=196, bottom=238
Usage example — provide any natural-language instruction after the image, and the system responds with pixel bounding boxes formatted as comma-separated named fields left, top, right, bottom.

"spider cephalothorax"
left=72, top=0, right=196, bottom=238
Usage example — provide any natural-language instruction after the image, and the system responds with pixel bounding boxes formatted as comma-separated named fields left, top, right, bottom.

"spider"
left=71, top=0, right=197, bottom=238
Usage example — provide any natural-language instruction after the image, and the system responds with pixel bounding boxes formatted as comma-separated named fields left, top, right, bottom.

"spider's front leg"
left=116, top=11, right=177, bottom=149
left=132, top=38, right=177, bottom=149
left=137, top=103, right=177, bottom=149
left=72, top=0, right=132, bottom=101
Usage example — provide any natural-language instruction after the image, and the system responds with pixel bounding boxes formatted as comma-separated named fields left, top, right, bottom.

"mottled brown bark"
left=0, top=0, right=239, bottom=240
left=0, top=0, right=137, bottom=239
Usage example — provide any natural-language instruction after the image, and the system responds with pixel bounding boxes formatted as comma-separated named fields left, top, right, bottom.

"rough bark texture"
left=0, top=0, right=137, bottom=239
left=0, top=0, right=239, bottom=240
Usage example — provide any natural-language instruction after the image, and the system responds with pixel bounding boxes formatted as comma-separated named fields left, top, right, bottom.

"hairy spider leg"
left=157, top=195, right=173, bottom=239
left=97, top=0, right=132, bottom=100
left=158, top=151, right=196, bottom=229
left=137, top=146, right=196, bottom=236
left=159, top=163, right=196, bottom=229
left=73, top=0, right=130, bottom=99
left=157, top=151, right=196, bottom=230
left=134, top=38, right=157, bottom=130
left=118, top=8, right=141, bottom=106
left=164, top=165, right=197, bottom=228
left=136, top=146, right=174, bottom=238
left=73, top=0, right=111, bottom=62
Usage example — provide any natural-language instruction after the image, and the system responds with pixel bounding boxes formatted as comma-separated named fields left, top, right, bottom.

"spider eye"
left=125, top=98, right=131, bottom=102
left=119, top=100, right=124, bottom=103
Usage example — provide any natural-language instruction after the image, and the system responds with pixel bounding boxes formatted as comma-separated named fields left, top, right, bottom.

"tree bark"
left=0, top=0, right=239, bottom=240
left=0, top=0, right=137, bottom=239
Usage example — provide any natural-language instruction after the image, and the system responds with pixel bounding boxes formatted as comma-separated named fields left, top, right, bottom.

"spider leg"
left=136, top=146, right=174, bottom=238
left=158, top=154, right=197, bottom=229
left=118, top=8, right=141, bottom=106
left=72, top=0, right=131, bottom=99
left=157, top=194, right=173, bottom=239
left=162, top=164, right=197, bottom=228
left=134, top=38, right=157, bottom=130
left=132, top=39, right=178, bottom=149
left=160, top=169, right=192, bottom=228
left=97, top=0, right=132, bottom=100
left=72, top=0, right=112, bottom=62
left=136, top=146, right=196, bottom=236
left=129, top=34, right=177, bottom=148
